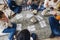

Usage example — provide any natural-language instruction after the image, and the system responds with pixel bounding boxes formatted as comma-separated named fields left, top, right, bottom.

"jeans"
left=49, top=16, right=60, bottom=36
left=38, top=3, right=46, bottom=11
left=31, top=3, right=38, bottom=10
left=31, top=33, right=37, bottom=40
left=3, top=23, right=16, bottom=40
left=8, top=0, right=22, bottom=13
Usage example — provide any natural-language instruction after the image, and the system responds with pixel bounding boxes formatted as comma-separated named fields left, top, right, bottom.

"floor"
left=0, top=4, right=59, bottom=40
left=11, top=11, right=51, bottom=40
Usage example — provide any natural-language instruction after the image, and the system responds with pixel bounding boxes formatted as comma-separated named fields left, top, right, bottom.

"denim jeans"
left=49, top=16, right=60, bottom=36
left=31, top=3, right=38, bottom=10
left=8, top=0, right=22, bottom=13
left=3, top=23, right=16, bottom=40
left=31, top=33, right=37, bottom=40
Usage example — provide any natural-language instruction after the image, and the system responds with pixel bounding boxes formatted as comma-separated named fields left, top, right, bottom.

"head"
left=17, top=29, right=30, bottom=40
left=49, top=0, right=58, bottom=2
left=53, top=0, right=58, bottom=2
left=49, top=0, right=51, bottom=1
left=0, top=11, right=8, bottom=22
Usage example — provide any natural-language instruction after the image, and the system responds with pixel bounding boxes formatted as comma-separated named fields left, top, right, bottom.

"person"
left=41, top=0, right=60, bottom=16
left=38, top=0, right=46, bottom=11
left=0, top=11, right=8, bottom=23
left=27, top=0, right=44, bottom=10
left=27, top=0, right=38, bottom=11
left=17, top=29, right=37, bottom=40
left=31, top=0, right=39, bottom=10
left=7, top=0, right=22, bottom=17
left=48, top=0, right=60, bottom=37
left=44, top=0, right=60, bottom=8
left=0, top=11, right=16, bottom=40
left=27, top=0, right=44, bottom=15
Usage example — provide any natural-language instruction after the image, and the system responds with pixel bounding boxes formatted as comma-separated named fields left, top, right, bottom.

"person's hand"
left=27, top=0, right=32, bottom=5
left=45, top=2, right=49, bottom=8
left=8, top=23, right=13, bottom=27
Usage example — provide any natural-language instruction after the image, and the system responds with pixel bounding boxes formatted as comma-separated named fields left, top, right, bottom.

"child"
left=0, top=11, right=16, bottom=40
left=27, top=0, right=44, bottom=15
left=49, top=1, right=60, bottom=36
left=17, top=29, right=37, bottom=40
left=41, top=0, right=60, bottom=16
left=27, top=0, right=43, bottom=10
left=31, top=0, right=39, bottom=10
left=7, top=0, right=22, bottom=17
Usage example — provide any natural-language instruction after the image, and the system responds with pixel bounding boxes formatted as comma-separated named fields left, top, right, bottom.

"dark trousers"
left=8, top=0, right=22, bottom=13
left=31, top=3, right=38, bottom=10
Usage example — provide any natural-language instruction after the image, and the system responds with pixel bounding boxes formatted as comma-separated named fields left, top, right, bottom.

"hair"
left=54, top=0, right=58, bottom=2
left=49, top=0, right=51, bottom=1
left=58, top=7, right=60, bottom=11
left=0, top=11, right=4, bottom=19
left=49, top=0, right=58, bottom=2
left=17, top=29, right=30, bottom=40
left=32, top=0, right=37, bottom=1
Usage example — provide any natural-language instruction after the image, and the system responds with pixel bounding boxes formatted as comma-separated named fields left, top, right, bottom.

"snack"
left=32, top=10, right=38, bottom=15
left=30, top=17, right=37, bottom=23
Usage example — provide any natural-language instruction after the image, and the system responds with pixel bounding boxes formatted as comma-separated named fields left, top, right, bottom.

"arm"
left=39, top=0, right=44, bottom=6
left=44, top=0, right=49, bottom=8
left=38, top=0, right=44, bottom=8
left=3, top=0, right=8, bottom=10
left=27, top=0, right=32, bottom=5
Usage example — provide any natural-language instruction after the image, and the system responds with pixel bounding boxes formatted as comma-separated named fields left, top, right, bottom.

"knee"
left=11, top=23, right=17, bottom=28
left=9, top=32, right=14, bottom=40
left=49, top=16, right=55, bottom=22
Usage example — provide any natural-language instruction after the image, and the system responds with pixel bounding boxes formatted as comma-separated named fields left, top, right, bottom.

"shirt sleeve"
left=3, top=8, right=14, bottom=18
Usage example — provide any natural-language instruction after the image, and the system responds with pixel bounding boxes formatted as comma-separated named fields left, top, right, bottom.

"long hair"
left=0, top=11, right=4, bottom=19
left=17, top=29, right=30, bottom=40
